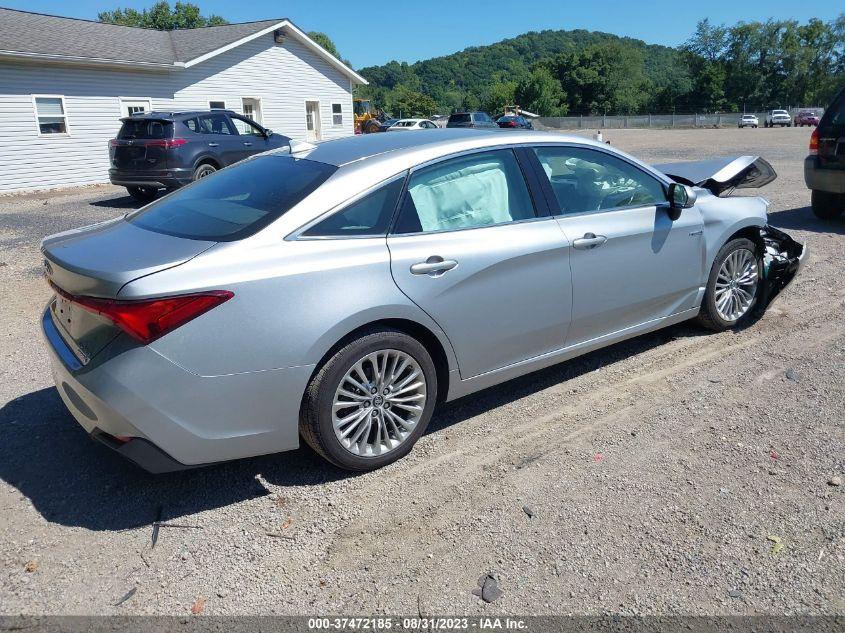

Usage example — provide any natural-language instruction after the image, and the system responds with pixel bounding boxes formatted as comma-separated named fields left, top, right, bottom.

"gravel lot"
left=0, top=127, right=842, bottom=616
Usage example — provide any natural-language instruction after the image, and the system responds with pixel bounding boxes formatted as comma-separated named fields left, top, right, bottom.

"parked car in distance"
left=109, top=110, right=290, bottom=202
left=765, top=109, right=792, bottom=127
left=42, top=129, right=806, bottom=474
left=738, top=114, right=759, bottom=128
left=446, top=111, right=498, bottom=129
left=795, top=110, right=820, bottom=127
left=386, top=118, right=439, bottom=131
left=371, top=118, right=398, bottom=133
left=497, top=115, right=534, bottom=130
left=804, top=87, right=845, bottom=219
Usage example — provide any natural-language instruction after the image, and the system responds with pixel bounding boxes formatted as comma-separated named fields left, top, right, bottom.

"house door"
left=305, top=100, right=321, bottom=141
left=242, top=97, right=262, bottom=125
left=120, top=98, right=151, bottom=118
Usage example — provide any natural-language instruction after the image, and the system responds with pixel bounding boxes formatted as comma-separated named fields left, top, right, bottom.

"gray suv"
left=109, top=110, right=290, bottom=202
left=805, top=87, right=845, bottom=220
left=446, top=111, right=498, bottom=129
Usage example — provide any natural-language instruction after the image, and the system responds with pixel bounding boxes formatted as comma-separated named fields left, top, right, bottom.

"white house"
left=0, top=8, right=367, bottom=193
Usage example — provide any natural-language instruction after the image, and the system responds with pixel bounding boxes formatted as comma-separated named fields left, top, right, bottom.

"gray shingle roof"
left=0, top=8, right=283, bottom=65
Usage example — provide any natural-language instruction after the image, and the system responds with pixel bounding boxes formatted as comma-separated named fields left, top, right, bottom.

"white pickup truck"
left=765, top=110, right=792, bottom=128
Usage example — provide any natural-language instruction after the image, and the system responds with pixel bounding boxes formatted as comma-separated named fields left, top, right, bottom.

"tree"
left=481, top=80, right=518, bottom=116
left=98, top=1, right=227, bottom=29
left=515, top=67, right=566, bottom=116
left=388, top=86, right=439, bottom=118
left=307, top=31, right=352, bottom=67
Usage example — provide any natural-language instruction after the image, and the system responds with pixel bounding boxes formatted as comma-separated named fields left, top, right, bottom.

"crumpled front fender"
left=755, top=225, right=808, bottom=312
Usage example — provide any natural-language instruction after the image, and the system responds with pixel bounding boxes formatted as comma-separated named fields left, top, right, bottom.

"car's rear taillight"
left=145, top=138, right=187, bottom=149
left=49, top=282, right=233, bottom=344
left=108, top=138, right=118, bottom=147
left=809, top=128, right=819, bottom=155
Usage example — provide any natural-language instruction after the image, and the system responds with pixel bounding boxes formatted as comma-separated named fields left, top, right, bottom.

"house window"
left=332, top=103, right=343, bottom=126
left=33, top=96, right=68, bottom=135
left=209, top=100, right=226, bottom=110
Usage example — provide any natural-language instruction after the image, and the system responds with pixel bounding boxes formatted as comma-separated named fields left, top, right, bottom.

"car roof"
left=286, top=128, right=603, bottom=167
left=121, top=109, right=236, bottom=121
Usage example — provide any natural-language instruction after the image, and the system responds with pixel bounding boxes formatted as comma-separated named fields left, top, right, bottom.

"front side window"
left=332, top=103, right=343, bottom=126
left=34, top=96, right=68, bottom=135
left=231, top=115, right=264, bottom=136
left=533, top=146, right=666, bottom=214
left=394, top=149, right=535, bottom=234
left=127, top=156, right=337, bottom=241
left=303, top=177, right=405, bottom=237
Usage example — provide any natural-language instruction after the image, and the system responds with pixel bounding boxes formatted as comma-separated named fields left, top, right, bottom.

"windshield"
left=127, top=155, right=337, bottom=241
left=353, top=100, right=370, bottom=116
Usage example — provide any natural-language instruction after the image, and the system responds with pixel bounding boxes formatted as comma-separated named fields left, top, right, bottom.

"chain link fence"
left=533, top=107, right=824, bottom=131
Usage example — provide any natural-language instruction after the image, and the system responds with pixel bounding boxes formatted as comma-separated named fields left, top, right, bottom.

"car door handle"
left=572, top=233, right=607, bottom=250
left=243, top=142, right=252, bottom=147
left=410, top=256, right=458, bottom=276
left=208, top=142, right=219, bottom=147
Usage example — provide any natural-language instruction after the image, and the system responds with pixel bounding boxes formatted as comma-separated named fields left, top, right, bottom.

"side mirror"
left=667, top=182, right=697, bottom=220
left=263, top=128, right=273, bottom=138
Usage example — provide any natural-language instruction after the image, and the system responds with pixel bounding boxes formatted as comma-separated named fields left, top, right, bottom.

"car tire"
left=126, top=186, right=158, bottom=203
left=811, top=190, right=845, bottom=220
left=193, top=163, right=217, bottom=180
left=300, top=328, right=438, bottom=471
left=696, top=238, right=762, bottom=332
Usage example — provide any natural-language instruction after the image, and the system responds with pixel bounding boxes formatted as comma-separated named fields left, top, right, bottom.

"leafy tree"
left=98, top=1, right=227, bottom=29
left=515, top=67, right=567, bottom=116
left=550, top=43, right=647, bottom=114
left=481, top=80, right=518, bottom=117
left=307, top=32, right=352, bottom=67
left=388, top=86, right=439, bottom=118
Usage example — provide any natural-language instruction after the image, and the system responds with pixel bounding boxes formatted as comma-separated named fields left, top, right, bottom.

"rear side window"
left=128, top=156, right=337, bottom=241
left=302, top=177, right=405, bottom=237
left=118, top=119, right=171, bottom=139
left=394, top=149, right=535, bottom=234
left=448, top=113, right=471, bottom=124
left=195, top=113, right=236, bottom=135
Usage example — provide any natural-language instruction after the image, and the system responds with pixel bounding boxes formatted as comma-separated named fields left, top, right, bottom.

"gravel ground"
left=0, top=127, right=842, bottom=616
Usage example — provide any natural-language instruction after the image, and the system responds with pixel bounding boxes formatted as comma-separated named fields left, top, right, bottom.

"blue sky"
left=4, top=0, right=841, bottom=68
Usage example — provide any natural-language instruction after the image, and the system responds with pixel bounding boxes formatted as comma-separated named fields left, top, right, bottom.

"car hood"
left=654, top=155, right=776, bottom=196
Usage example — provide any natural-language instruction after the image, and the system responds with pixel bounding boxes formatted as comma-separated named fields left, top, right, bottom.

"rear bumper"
left=109, top=168, right=193, bottom=189
left=41, top=305, right=313, bottom=473
left=804, top=156, right=845, bottom=193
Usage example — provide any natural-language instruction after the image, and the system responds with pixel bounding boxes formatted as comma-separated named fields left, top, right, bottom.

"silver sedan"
left=40, top=130, right=807, bottom=472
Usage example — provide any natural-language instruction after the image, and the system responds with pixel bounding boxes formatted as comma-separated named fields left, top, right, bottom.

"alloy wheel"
left=332, top=349, right=427, bottom=457
left=714, top=248, right=758, bottom=321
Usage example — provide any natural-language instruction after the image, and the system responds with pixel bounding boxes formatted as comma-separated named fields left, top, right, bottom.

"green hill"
left=355, top=16, right=844, bottom=117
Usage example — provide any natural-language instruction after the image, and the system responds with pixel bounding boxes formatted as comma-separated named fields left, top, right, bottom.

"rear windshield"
left=118, top=119, right=172, bottom=140
left=127, top=155, right=337, bottom=241
left=448, top=113, right=471, bottom=124
left=820, top=90, right=845, bottom=131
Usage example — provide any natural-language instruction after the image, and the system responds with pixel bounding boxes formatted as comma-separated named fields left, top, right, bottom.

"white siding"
left=0, top=33, right=354, bottom=193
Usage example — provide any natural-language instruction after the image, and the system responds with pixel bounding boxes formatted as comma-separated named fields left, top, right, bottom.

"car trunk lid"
left=42, top=219, right=214, bottom=364
left=653, top=155, right=776, bottom=196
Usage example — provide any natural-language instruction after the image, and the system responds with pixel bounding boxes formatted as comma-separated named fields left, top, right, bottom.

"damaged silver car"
left=40, top=130, right=807, bottom=473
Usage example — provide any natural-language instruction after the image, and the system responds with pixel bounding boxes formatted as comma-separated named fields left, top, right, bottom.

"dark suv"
left=446, top=111, right=498, bottom=129
left=109, top=110, right=290, bottom=202
left=805, top=87, right=845, bottom=220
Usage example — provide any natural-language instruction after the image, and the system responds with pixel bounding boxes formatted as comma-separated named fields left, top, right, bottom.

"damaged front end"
left=756, top=225, right=807, bottom=312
